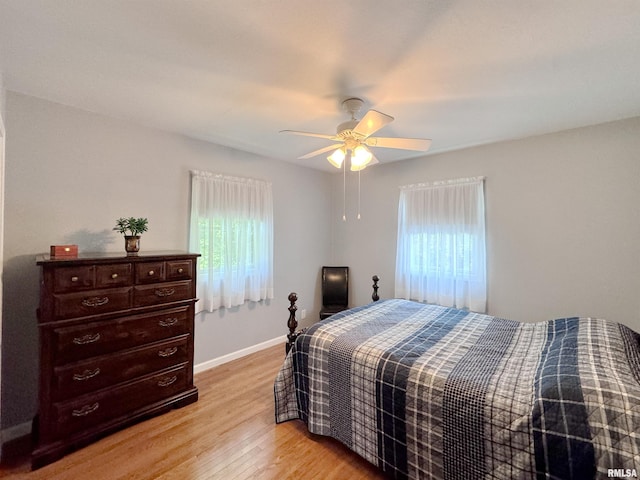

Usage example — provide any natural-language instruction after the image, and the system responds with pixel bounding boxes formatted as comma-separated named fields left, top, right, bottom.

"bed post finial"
left=286, top=292, right=298, bottom=354
left=372, top=275, right=380, bottom=302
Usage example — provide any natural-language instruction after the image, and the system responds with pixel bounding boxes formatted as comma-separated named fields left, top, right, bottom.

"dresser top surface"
left=36, top=250, right=200, bottom=266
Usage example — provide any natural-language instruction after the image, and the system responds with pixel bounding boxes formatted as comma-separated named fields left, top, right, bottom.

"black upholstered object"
left=319, top=266, right=349, bottom=320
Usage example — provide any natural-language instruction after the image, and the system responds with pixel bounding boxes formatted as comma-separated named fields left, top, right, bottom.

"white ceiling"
left=1, top=1, right=639, bottom=172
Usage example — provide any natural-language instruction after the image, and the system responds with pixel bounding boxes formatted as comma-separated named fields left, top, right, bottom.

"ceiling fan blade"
left=352, top=110, right=394, bottom=138
left=365, top=136, right=432, bottom=151
left=280, top=130, right=336, bottom=140
left=298, top=143, right=344, bottom=160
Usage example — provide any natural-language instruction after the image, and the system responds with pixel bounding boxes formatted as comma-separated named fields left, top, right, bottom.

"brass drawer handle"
left=82, top=296, right=109, bottom=307
left=148, top=270, right=155, bottom=276
left=73, top=333, right=101, bottom=345
left=72, top=402, right=100, bottom=417
left=111, top=273, right=118, bottom=279
left=155, top=288, right=175, bottom=297
left=71, top=276, right=79, bottom=282
left=158, top=347, right=178, bottom=358
left=158, top=317, right=178, bottom=327
left=177, top=268, right=184, bottom=274
left=73, top=368, right=101, bottom=381
left=157, top=375, right=177, bottom=388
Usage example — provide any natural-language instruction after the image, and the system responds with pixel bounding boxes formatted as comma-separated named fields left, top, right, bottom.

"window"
left=395, top=177, right=486, bottom=312
left=189, top=171, right=273, bottom=312
left=195, top=217, right=260, bottom=273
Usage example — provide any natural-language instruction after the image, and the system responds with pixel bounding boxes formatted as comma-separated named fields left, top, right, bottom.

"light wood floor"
left=0, top=344, right=386, bottom=479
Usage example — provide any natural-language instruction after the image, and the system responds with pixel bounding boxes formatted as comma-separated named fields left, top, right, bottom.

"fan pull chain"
left=342, top=159, right=347, bottom=221
left=357, top=169, right=361, bottom=220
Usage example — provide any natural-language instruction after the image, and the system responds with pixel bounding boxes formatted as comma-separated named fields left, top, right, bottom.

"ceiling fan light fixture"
left=282, top=97, right=432, bottom=220
left=327, top=147, right=346, bottom=168
left=350, top=145, right=373, bottom=171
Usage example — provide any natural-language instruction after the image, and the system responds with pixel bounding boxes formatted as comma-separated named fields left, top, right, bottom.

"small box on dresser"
left=33, top=251, right=200, bottom=469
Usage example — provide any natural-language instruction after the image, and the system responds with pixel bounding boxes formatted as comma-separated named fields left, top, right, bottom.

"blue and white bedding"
left=274, top=299, right=640, bottom=479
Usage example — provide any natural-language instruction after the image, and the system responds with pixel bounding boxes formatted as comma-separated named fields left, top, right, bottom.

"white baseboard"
left=194, top=335, right=286, bottom=374
left=1, top=420, right=31, bottom=445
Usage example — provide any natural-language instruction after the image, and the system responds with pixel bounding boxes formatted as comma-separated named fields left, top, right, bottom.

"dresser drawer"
left=53, top=266, right=95, bottom=293
left=135, top=262, right=165, bottom=284
left=52, top=335, right=190, bottom=401
left=52, top=364, right=189, bottom=439
left=52, top=306, right=191, bottom=364
left=166, top=260, right=193, bottom=281
left=95, top=264, right=132, bottom=288
left=53, top=287, right=133, bottom=320
left=133, top=281, right=193, bottom=307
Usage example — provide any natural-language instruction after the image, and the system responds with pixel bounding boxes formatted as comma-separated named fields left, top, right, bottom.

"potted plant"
left=113, top=217, right=149, bottom=254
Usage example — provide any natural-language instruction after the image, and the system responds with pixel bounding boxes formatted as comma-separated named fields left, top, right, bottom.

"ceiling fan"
left=281, top=97, right=432, bottom=171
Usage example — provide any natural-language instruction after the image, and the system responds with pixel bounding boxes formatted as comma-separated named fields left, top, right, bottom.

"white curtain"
left=189, top=170, right=274, bottom=313
left=395, top=177, right=486, bottom=312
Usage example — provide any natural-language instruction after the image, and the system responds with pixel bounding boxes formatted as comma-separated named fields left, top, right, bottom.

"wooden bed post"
left=372, top=275, right=380, bottom=302
left=286, top=292, right=298, bottom=354
left=286, top=276, right=379, bottom=354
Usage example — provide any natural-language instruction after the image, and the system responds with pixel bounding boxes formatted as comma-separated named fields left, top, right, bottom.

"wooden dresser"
left=33, top=251, right=199, bottom=469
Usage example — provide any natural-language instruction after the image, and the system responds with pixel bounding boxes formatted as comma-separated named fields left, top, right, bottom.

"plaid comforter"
left=274, top=299, right=640, bottom=479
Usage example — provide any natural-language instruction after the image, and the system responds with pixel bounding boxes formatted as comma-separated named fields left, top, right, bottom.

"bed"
left=274, top=291, right=640, bottom=479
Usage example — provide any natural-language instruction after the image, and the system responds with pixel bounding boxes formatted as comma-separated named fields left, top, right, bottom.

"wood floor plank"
left=0, top=344, right=386, bottom=479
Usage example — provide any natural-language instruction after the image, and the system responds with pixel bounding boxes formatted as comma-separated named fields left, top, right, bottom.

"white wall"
left=0, top=74, right=5, bottom=121
left=0, top=73, right=6, bottom=456
left=1, top=92, right=332, bottom=429
left=332, top=117, right=640, bottom=332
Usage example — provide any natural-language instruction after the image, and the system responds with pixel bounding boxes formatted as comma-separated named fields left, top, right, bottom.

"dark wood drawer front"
left=52, top=336, right=190, bottom=401
left=53, top=306, right=190, bottom=364
left=166, top=260, right=193, bottom=281
left=95, top=264, right=132, bottom=288
left=53, top=266, right=95, bottom=293
left=53, top=364, right=189, bottom=438
left=135, top=262, right=165, bottom=284
left=53, top=287, right=133, bottom=320
left=134, top=281, right=193, bottom=307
